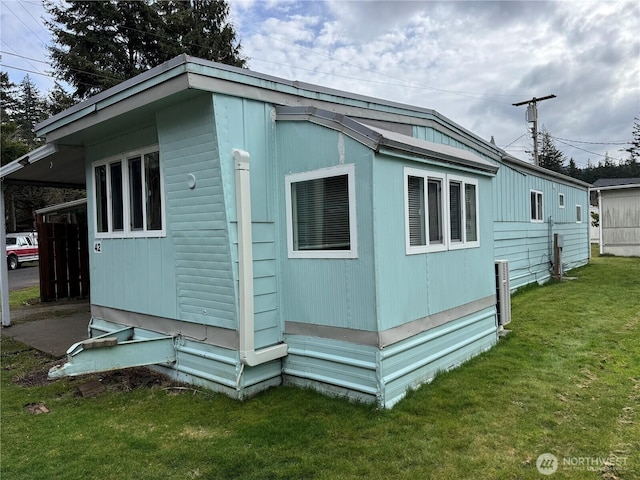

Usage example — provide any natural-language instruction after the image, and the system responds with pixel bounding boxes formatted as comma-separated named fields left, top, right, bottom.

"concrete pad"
left=1, top=308, right=91, bottom=357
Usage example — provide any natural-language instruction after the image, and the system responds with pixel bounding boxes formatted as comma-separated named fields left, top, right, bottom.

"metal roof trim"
left=501, top=154, right=591, bottom=189
left=275, top=106, right=498, bottom=173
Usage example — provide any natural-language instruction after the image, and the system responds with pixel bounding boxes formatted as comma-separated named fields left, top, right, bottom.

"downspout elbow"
left=233, top=149, right=288, bottom=367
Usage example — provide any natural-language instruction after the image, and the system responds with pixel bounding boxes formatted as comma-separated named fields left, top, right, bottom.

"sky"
left=1, top=0, right=639, bottom=167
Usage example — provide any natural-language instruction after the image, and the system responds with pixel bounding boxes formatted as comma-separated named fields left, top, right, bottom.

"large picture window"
left=285, top=164, right=357, bottom=259
left=404, top=168, right=478, bottom=254
left=93, top=145, right=165, bottom=238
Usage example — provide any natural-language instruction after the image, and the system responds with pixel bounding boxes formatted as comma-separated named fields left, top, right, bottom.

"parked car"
left=6, top=232, right=39, bottom=270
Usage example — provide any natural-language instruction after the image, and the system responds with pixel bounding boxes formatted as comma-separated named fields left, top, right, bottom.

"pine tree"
left=624, top=117, right=640, bottom=162
left=538, top=129, right=566, bottom=174
left=45, top=0, right=246, bottom=99
left=14, top=75, right=48, bottom=148
left=1, top=72, right=29, bottom=166
left=48, top=82, right=76, bottom=116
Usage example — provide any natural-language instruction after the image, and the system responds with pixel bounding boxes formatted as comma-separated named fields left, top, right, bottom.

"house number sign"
left=93, top=241, right=102, bottom=254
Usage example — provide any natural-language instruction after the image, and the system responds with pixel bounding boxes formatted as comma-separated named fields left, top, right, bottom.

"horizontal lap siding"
left=380, top=306, right=497, bottom=408
left=283, top=335, right=379, bottom=404
left=157, top=94, right=237, bottom=328
left=229, top=222, right=281, bottom=349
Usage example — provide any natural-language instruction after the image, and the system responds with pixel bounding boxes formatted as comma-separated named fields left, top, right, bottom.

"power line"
left=554, top=137, right=625, bottom=163
left=0, top=50, right=49, bottom=64
left=3, top=1, right=49, bottom=47
left=551, top=135, right=631, bottom=146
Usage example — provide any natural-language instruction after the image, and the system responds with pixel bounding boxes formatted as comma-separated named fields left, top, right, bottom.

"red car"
left=6, top=233, right=39, bottom=270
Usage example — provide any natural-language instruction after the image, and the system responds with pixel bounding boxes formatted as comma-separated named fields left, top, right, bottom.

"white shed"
left=593, top=178, right=640, bottom=257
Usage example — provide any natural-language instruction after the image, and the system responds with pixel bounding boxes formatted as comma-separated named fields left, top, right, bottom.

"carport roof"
left=0, top=144, right=86, bottom=189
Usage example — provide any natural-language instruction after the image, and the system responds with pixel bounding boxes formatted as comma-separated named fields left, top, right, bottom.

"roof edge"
left=276, top=106, right=498, bottom=174
left=501, top=154, right=591, bottom=189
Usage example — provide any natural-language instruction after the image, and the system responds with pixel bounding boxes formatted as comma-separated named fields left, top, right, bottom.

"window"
left=559, top=193, right=565, bottom=208
left=93, top=145, right=165, bottom=238
left=576, top=204, right=582, bottom=223
left=404, top=168, right=478, bottom=254
left=285, top=164, right=357, bottom=258
left=530, top=190, right=543, bottom=222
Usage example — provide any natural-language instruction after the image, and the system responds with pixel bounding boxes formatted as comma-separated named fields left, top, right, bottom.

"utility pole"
left=512, top=94, right=556, bottom=166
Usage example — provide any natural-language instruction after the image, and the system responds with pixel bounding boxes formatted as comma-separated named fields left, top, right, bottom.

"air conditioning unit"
left=495, top=260, right=511, bottom=328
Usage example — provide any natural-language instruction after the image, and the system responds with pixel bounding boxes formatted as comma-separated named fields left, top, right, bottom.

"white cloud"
left=3, top=0, right=638, bottom=166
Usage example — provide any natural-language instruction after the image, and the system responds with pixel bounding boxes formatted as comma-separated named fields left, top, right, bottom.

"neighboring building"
left=593, top=178, right=640, bottom=257
left=0, top=55, right=589, bottom=406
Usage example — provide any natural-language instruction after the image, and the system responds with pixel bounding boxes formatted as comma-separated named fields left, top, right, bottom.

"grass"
left=4, top=285, right=41, bottom=308
left=1, top=253, right=639, bottom=479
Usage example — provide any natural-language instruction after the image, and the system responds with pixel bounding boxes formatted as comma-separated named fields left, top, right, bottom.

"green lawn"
left=1, top=253, right=638, bottom=479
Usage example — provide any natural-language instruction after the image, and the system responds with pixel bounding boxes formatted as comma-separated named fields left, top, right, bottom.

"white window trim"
left=404, top=167, right=480, bottom=255
left=447, top=174, right=480, bottom=250
left=530, top=189, right=544, bottom=223
left=576, top=204, right=582, bottom=223
left=404, top=167, right=447, bottom=254
left=92, top=144, right=166, bottom=239
left=559, top=193, right=565, bottom=208
left=285, top=164, right=357, bottom=259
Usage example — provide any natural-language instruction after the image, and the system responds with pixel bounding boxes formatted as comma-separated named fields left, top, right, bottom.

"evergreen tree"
left=48, top=82, right=76, bottom=115
left=14, top=75, right=48, bottom=147
left=45, top=0, right=246, bottom=99
left=623, top=117, right=640, bottom=163
left=538, top=129, right=566, bottom=174
left=1, top=72, right=29, bottom=166
left=566, top=157, right=580, bottom=179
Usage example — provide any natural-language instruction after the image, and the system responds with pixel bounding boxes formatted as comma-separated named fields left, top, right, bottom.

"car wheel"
left=7, top=254, right=18, bottom=270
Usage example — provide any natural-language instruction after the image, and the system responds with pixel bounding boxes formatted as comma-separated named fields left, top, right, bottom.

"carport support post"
left=0, top=181, right=11, bottom=327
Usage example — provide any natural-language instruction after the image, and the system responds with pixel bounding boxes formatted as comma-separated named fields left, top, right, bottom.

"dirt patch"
left=24, top=402, right=50, bottom=414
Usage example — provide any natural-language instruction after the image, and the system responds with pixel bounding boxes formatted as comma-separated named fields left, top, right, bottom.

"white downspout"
left=233, top=149, right=287, bottom=367
left=1, top=181, right=11, bottom=327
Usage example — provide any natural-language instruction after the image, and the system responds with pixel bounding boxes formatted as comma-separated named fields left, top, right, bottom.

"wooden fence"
left=36, top=222, right=89, bottom=301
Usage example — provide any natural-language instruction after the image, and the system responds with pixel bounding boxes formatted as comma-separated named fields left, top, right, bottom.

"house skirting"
left=283, top=303, right=498, bottom=408
left=88, top=299, right=497, bottom=408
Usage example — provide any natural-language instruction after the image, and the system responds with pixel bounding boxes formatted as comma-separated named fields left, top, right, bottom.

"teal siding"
left=229, top=222, right=281, bottom=348
left=283, top=335, right=379, bottom=404
left=493, top=163, right=589, bottom=289
left=157, top=94, right=237, bottom=327
left=413, top=125, right=491, bottom=161
left=276, top=122, right=378, bottom=331
left=86, top=125, right=179, bottom=318
left=380, top=306, right=496, bottom=408
left=212, top=94, right=281, bottom=347
left=372, top=155, right=495, bottom=330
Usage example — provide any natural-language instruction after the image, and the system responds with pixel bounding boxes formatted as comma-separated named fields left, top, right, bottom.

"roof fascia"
left=596, top=184, right=640, bottom=191
left=0, top=143, right=58, bottom=179
left=40, top=74, right=191, bottom=143
left=36, top=56, right=190, bottom=138
left=501, top=154, right=591, bottom=189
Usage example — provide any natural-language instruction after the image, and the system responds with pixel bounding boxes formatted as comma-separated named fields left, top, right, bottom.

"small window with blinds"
left=405, top=168, right=479, bottom=254
left=286, top=164, right=357, bottom=258
left=404, top=168, right=446, bottom=254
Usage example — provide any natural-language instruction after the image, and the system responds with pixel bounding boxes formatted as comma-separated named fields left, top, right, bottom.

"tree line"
left=2, top=0, right=244, bottom=231
left=537, top=121, right=640, bottom=184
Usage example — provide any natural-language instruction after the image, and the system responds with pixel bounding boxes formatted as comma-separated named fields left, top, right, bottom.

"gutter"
left=233, top=149, right=288, bottom=366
